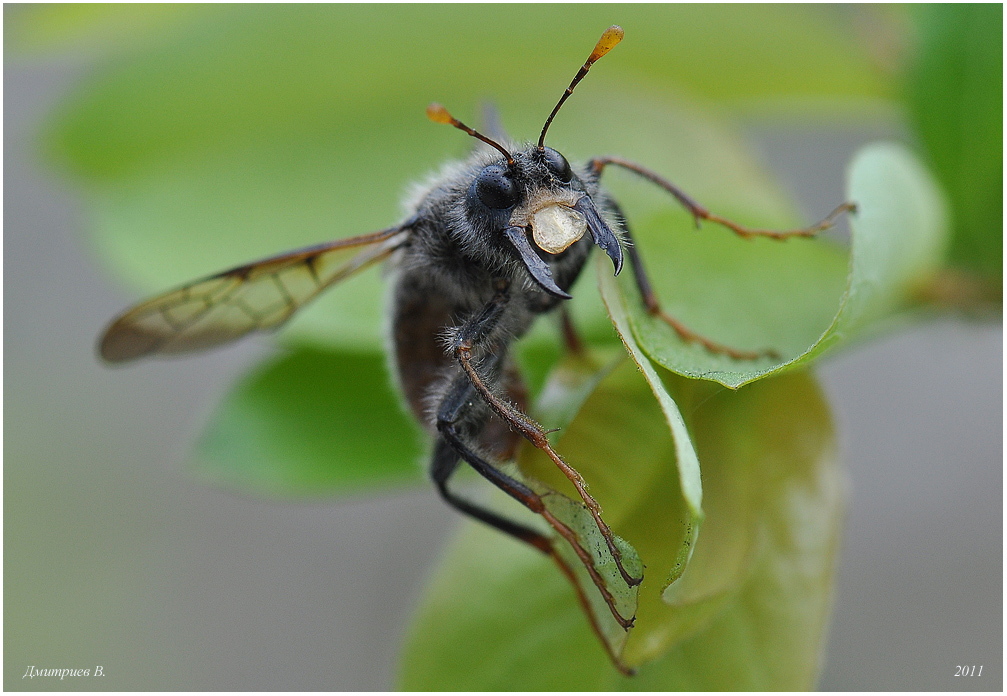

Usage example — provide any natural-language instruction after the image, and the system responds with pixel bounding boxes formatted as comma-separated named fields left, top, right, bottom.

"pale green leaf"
left=621, top=142, right=948, bottom=387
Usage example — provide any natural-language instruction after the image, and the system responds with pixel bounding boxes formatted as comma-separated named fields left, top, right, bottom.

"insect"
left=99, top=26, right=852, bottom=671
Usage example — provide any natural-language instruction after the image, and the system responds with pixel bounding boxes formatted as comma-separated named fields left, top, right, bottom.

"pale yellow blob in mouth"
left=531, top=204, right=587, bottom=254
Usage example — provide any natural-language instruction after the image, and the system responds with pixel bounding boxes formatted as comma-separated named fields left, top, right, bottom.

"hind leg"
left=447, top=292, right=642, bottom=588
left=432, top=367, right=635, bottom=630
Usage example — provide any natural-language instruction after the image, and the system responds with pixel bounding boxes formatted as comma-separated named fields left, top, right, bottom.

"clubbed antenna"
left=538, top=25, right=624, bottom=150
left=427, top=103, right=514, bottom=166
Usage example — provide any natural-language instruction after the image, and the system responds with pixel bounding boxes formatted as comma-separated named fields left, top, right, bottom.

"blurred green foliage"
left=8, top=4, right=998, bottom=689
left=906, top=4, right=1001, bottom=277
left=195, top=348, right=424, bottom=496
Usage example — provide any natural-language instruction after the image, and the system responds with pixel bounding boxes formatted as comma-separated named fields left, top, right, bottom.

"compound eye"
left=475, top=165, right=519, bottom=209
left=543, top=148, right=573, bottom=183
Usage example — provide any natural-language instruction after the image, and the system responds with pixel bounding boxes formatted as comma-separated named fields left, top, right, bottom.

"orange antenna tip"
left=426, top=103, right=454, bottom=125
left=589, top=25, right=624, bottom=63
left=538, top=25, right=624, bottom=148
left=427, top=102, right=514, bottom=164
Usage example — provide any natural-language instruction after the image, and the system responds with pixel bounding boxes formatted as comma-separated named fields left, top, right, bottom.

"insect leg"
left=431, top=436, right=552, bottom=554
left=589, top=156, right=855, bottom=240
left=434, top=372, right=635, bottom=631
left=618, top=219, right=776, bottom=360
left=559, top=306, right=585, bottom=356
left=434, top=434, right=636, bottom=676
left=450, top=291, right=643, bottom=588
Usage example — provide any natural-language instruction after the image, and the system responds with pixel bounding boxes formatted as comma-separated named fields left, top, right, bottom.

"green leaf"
left=398, top=364, right=841, bottom=689
left=905, top=4, right=1002, bottom=278
left=194, top=347, right=424, bottom=497
left=510, top=350, right=643, bottom=666
left=598, top=261, right=704, bottom=522
left=616, top=141, right=948, bottom=388
left=520, top=473, right=643, bottom=667
left=29, top=6, right=890, bottom=122
left=597, top=266, right=705, bottom=606
left=42, top=5, right=890, bottom=182
left=520, top=356, right=701, bottom=670
left=817, top=142, right=949, bottom=338
left=532, top=348, right=625, bottom=442
left=629, top=373, right=843, bottom=690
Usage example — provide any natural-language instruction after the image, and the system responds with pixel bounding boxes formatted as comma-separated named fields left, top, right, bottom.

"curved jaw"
left=504, top=196, right=624, bottom=299
left=503, top=226, right=572, bottom=299
left=571, top=196, right=623, bottom=275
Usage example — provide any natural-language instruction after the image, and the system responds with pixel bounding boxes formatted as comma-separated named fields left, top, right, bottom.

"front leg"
left=588, top=158, right=854, bottom=359
left=589, top=156, right=855, bottom=240
left=449, top=281, right=643, bottom=588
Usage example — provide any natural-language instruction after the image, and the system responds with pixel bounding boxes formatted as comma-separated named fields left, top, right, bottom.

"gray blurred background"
left=5, top=53, right=1001, bottom=691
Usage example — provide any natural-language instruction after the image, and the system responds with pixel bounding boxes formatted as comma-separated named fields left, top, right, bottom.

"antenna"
left=538, top=25, right=624, bottom=150
left=427, top=103, right=515, bottom=166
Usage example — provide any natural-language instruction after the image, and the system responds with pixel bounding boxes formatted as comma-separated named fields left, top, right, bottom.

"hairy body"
left=389, top=148, right=615, bottom=446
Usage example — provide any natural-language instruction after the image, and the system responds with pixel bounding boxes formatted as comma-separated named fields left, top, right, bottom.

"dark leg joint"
left=430, top=434, right=552, bottom=553
left=436, top=420, right=546, bottom=515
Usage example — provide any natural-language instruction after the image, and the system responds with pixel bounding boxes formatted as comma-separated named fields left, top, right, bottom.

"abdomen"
left=390, top=271, right=458, bottom=429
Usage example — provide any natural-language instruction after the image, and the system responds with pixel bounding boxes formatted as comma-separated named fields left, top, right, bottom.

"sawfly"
left=99, top=25, right=852, bottom=672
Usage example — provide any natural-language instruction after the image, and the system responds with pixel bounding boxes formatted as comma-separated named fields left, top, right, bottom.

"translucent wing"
left=99, top=225, right=411, bottom=363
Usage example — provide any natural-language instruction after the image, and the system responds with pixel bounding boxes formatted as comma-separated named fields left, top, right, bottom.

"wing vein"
left=99, top=224, right=413, bottom=362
